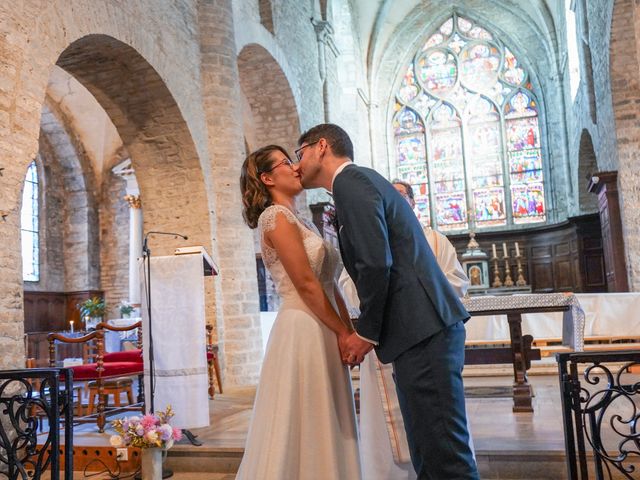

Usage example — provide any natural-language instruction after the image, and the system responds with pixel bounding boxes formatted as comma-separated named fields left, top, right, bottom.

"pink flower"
left=141, top=414, right=158, bottom=430
left=172, top=426, right=182, bottom=441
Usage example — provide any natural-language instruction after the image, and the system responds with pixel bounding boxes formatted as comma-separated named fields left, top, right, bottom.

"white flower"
left=110, top=435, right=123, bottom=447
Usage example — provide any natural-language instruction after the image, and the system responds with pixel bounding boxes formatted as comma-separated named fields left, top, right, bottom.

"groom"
left=296, top=124, right=479, bottom=479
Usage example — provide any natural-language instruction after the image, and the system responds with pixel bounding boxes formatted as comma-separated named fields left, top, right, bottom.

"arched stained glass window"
left=392, top=14, right=546, bottom=231
left=21, top=160, right=39, bottom=281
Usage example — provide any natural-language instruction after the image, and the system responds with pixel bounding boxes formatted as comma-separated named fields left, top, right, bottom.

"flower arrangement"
left=77, top=296, right=107, bottom=319
left=110, top=406, right=182, bottom=449
left=117, top=300, right=135, bottom=317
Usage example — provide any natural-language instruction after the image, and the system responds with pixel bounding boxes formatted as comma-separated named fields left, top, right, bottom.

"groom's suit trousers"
left=393, top=321, right=479, bottom=479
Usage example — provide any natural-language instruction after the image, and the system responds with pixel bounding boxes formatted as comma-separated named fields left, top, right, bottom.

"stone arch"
left=258, top=0, right=275, bottom=34
left=577, top=129, right=598, bottom=213
left=38, top=100, right=101, bottom=292
left=235, top=34, right=303, bottom=121
left=54, top=34, right=211, bottom=257
left=238, top=43, right=301, bottom=155
left=0, top=3, right=216, bottom=368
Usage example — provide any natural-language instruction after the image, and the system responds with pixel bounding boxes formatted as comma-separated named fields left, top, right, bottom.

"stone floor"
left=52, top=370, right=638, bottom=479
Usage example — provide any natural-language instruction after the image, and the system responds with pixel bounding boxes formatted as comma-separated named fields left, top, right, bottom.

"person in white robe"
left=338, top=179, right=473, bottom=480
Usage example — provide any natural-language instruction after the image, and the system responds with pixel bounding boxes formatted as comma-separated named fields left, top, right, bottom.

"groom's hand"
left=341, top=332, right=374, bottom=366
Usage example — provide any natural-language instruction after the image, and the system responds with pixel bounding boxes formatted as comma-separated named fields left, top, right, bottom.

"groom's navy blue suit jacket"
left=333, top=164, right=470, bottom=364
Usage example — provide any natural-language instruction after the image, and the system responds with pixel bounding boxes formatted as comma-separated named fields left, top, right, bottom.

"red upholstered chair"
left=48, top=326, right=144, bottom=433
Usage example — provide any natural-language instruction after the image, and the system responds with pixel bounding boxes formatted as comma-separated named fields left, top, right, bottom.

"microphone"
left=142, top=231, right=188, bottom=255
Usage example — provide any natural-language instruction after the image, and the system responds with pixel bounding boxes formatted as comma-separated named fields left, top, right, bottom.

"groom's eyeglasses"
left=294, top=141, right=319, bottom=162
left=258, top=158, right=295, bottom=174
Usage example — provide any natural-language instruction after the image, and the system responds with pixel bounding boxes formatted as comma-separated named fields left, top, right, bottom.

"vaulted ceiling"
left=344, top=0, right=560, bottom=76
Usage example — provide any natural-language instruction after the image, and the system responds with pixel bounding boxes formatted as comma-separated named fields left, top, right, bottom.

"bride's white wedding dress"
left=236, top=205, right=361, bottom=480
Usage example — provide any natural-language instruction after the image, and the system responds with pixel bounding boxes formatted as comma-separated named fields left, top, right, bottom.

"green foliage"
left=77, top=296, right=106, bottom=318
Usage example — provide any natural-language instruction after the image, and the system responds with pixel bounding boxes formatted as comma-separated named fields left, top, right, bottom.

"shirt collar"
left=330, top=162, right=354, bottom=192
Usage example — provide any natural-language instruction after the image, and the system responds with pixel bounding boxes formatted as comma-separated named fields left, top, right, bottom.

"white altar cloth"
left=140, top=255, right=209, bottom=429
left=464, top=292, right=640, bottom=346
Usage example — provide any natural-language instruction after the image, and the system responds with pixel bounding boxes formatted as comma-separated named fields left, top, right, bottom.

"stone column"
left=124, top=194, right=143, bottom=304
left=112, top=159, right=143, bottom=305
left=199, top=0, right=263, bottom=385
left=311, top=18, right=339, bottom=122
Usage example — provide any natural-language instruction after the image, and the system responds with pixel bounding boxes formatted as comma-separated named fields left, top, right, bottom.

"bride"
left=237, top=145, right=362, bottom=479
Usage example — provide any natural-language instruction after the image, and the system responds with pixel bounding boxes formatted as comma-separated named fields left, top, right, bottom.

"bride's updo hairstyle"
left=240, top=145, right=291, bottom=229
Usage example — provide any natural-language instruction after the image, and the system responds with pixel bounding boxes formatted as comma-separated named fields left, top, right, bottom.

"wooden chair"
left=96, top=321, right=144, bottom=407
left=206, top=324, right=223, bottom=397
left=48, top=328, right=143, bottom=432
left=48, top=330, right=106, bottom=430
left=87, top=377, right=134, bottom=414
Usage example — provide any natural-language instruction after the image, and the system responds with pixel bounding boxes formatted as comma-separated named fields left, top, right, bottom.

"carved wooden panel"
left=531, top=261, right=554, bottom=292
left=588, top=172, right=628, bottom=291
left=65, top=290, right=104, bottom=324
left=554, top=259, right=574, bottom=291
left=447, top=214, right=605, bottom=293
left=23, top=292, right=66, bottom=333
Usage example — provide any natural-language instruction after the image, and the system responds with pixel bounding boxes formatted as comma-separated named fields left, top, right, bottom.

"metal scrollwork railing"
left=557, top=350, right=640, bottom=480
left=0, top=368, right=73, bottom=480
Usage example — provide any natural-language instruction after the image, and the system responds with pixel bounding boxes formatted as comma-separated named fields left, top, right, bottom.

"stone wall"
left=99, top=172, right=129, bottom=318
left=608, top=0, right=640, bottom=290
left=0, top=1, right=225, bottom=372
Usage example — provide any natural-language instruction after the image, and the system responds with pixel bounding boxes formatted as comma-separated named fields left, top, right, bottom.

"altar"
left=464, top=292, right=640, bottom=343
left=462, top=292, right=584, bottom=412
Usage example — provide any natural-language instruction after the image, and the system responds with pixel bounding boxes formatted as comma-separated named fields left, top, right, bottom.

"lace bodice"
left=258, top=205, right=340, bottom=304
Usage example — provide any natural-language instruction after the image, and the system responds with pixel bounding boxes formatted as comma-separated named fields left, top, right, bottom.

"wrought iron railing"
left=0, top=368, right=73, bottom=480
left=557, top=350, right=640, bottom=479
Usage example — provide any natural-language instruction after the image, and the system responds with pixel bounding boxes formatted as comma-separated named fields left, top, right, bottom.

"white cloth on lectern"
left=140, top=254, right=209, bottom=429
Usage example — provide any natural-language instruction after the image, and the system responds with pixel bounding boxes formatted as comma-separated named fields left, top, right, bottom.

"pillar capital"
left=123, top=194, right=141, bottom=209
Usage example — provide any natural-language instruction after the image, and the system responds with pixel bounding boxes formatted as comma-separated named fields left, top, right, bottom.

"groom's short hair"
left=298, top=124, right=354, bottom=160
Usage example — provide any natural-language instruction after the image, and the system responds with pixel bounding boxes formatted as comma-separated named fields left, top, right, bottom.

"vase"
left=140, top=448, right=162, bottom=480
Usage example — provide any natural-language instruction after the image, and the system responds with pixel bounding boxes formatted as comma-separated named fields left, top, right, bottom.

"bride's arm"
left=266, top=212, right=351, bottom=340
left=333, top=284, right=354, bottom=332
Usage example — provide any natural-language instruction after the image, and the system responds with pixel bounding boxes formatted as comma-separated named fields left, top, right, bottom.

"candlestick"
left=515, top=242, right=520, bottom=257
left=502, top=242, right=508, bottom=258
left=70, top=320, right=74, bottom=334
left=516, top=257, right=527, bottom=286
left=491, top=255, right=503, bottom=288
left=492, top=243, right=497, bottom=258
left=503, top=258, right=514, bottom=287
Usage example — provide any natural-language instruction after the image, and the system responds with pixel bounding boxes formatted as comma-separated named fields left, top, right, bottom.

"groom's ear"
left=318, top=138, right=329, bottom=159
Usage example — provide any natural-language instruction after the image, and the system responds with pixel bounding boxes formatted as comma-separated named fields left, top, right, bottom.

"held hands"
left=339, top=331, right=374, bottom=367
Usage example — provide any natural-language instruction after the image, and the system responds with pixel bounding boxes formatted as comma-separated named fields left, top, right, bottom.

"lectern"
left=140, top=252, right=212, bottom=429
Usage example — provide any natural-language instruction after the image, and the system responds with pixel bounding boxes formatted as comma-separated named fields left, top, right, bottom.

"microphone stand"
left=141, top=234, right=155, bottom=413
left=140, top=231, right=189, bottom=480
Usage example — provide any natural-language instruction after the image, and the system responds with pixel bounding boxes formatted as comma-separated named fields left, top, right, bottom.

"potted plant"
left=118, top=300, right=135, bottom=318
left=77, top=296, right=106, bottom=330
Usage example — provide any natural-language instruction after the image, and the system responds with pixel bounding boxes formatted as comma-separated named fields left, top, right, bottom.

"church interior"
left=1, top=0, right=640, bottom=478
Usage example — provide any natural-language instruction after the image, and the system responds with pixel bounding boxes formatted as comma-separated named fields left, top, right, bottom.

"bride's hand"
left=337, top=330, right=351, bottom=357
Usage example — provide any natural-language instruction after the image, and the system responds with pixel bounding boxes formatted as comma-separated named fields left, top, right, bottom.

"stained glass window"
left=392, top=14, right=546, bottom=230
left=21, top=160, right=39, bottom=281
